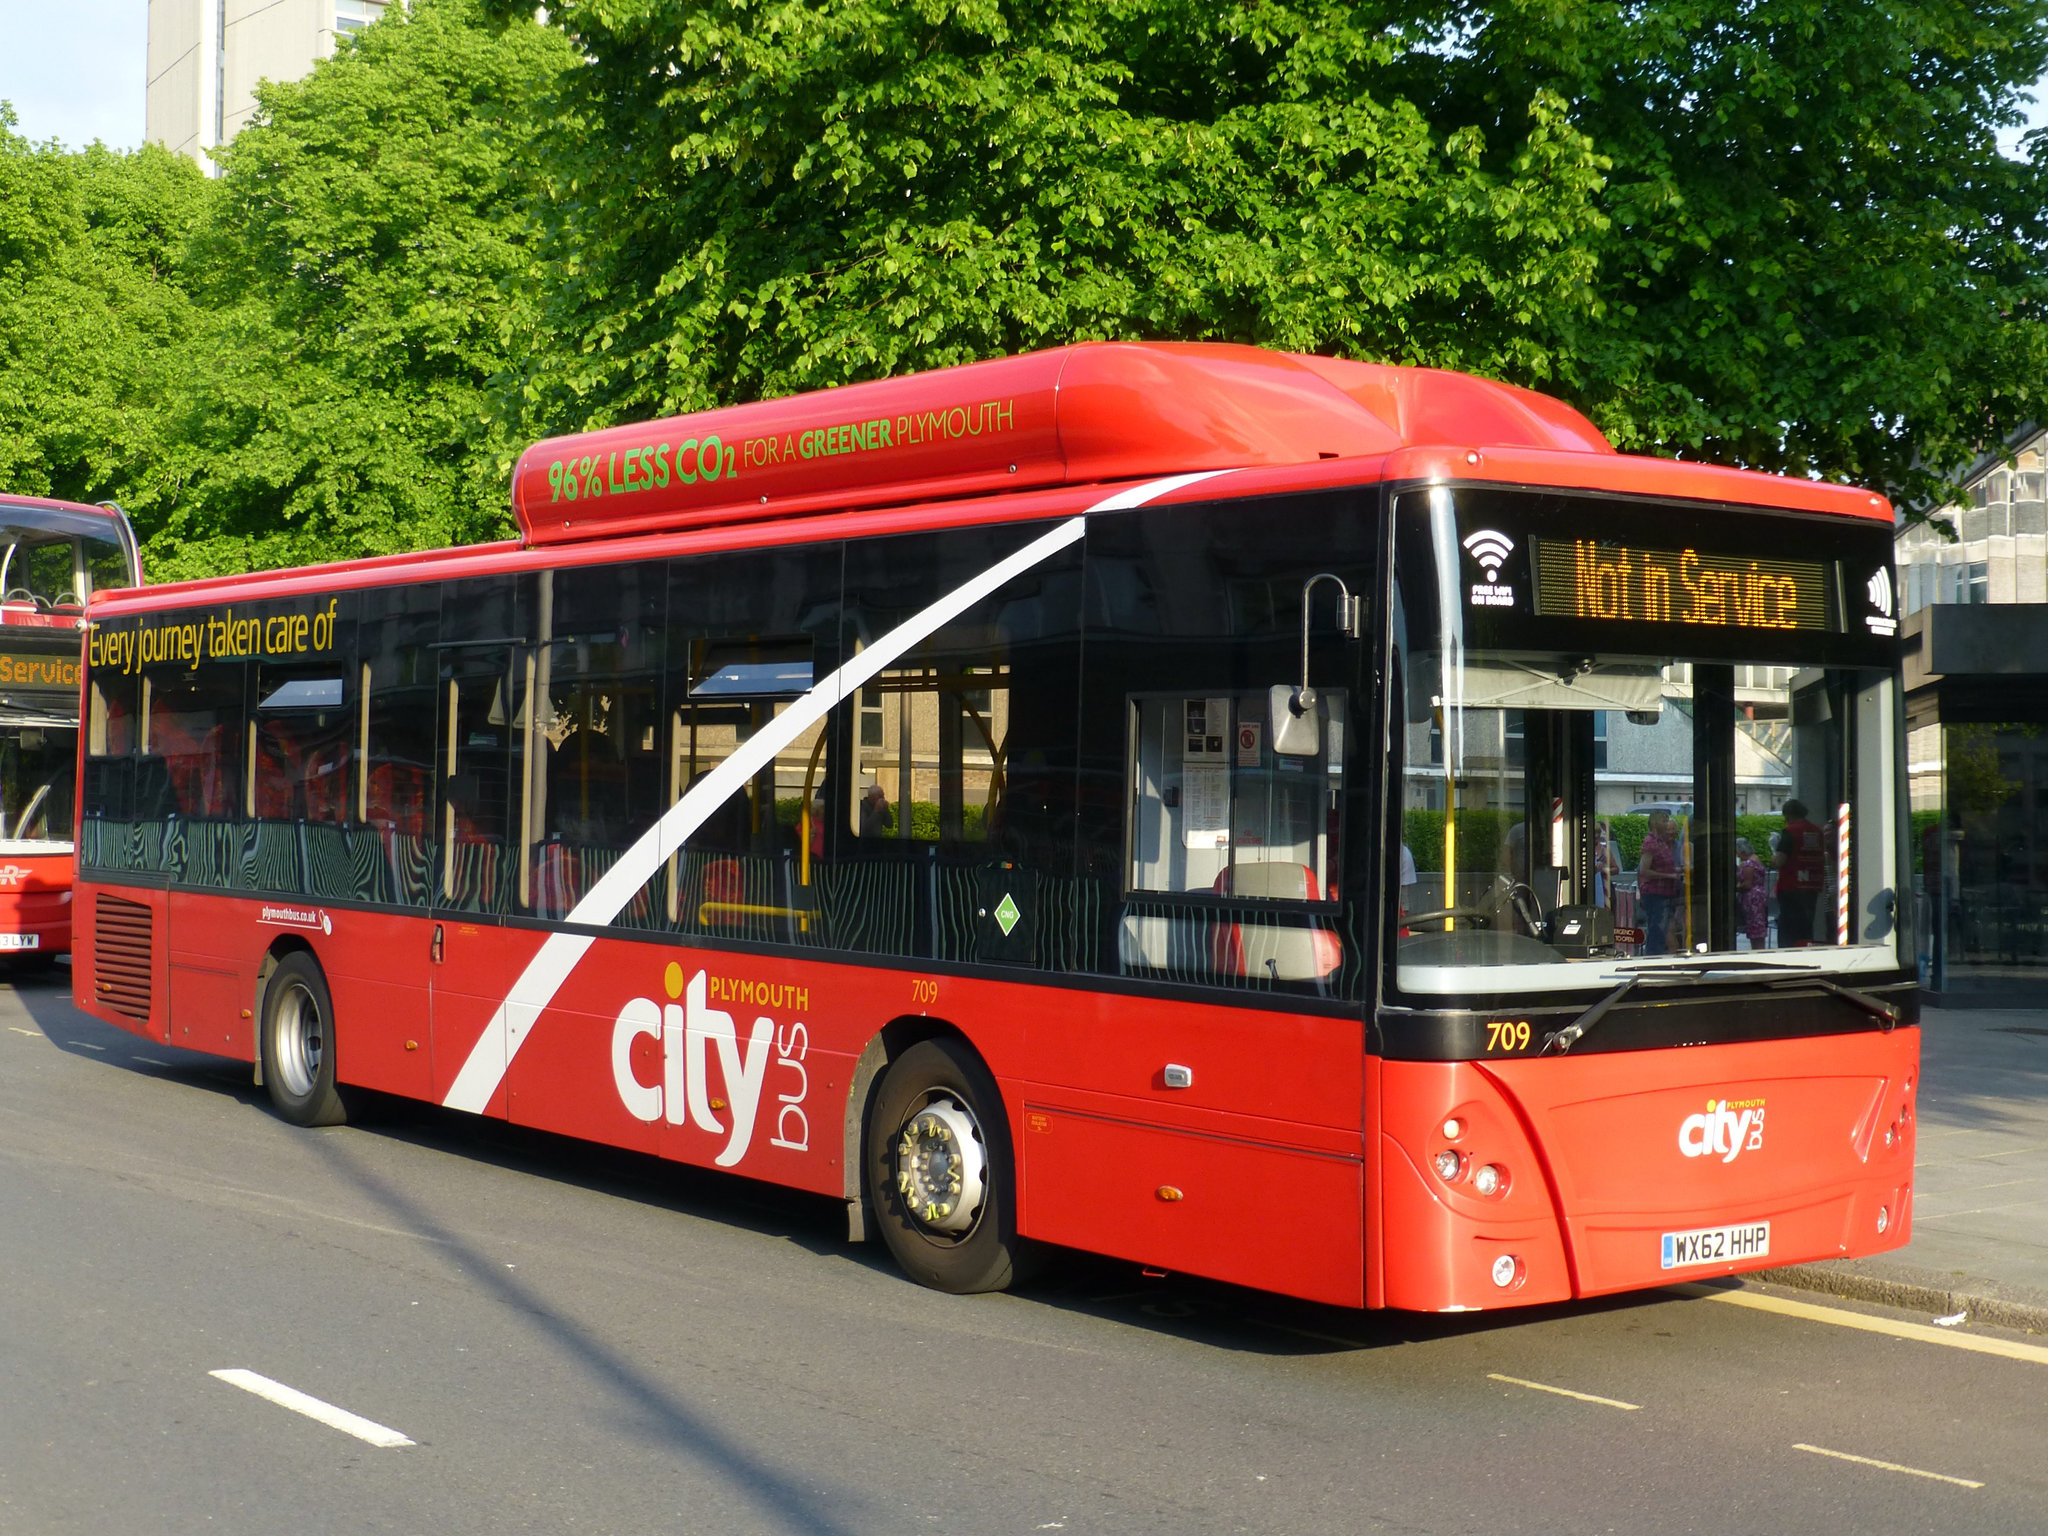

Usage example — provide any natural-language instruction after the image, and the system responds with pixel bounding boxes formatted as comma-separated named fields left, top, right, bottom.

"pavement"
left=1763, top=1003, right=2048, bottom=1333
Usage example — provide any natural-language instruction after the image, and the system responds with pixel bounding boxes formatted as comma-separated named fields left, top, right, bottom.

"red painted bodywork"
left=69, top=344, right=1913, bottom=1312
left=0, top=851, right=74, bottom=955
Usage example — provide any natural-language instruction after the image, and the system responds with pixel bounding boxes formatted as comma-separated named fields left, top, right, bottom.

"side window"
left=840, top=523, right=1083, bottom=965
left=1127, top=690, right=1346, bottom=901
left=83, top=669, right=144, bottom=832
left=662, top=545, right=841, bottom=944
left=148, top=662, right=246, bottom=821
left=1081, top=490, right=1376, bottom=997
left=847, top=659, right=1007, bottom=843
left=358, top=586, right=440, bottom=905
left=253, top=665, right=353, bottom=824
left=436, top=575, right=531, bottom=912
left=530, top=562, right=667, bottom=920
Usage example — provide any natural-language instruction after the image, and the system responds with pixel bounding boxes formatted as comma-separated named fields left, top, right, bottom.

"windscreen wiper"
left=1541, top=958, right=1841, bottom=1056
left=1542, top=963, right=1899, bottom=1057
left=1759, top=974, right=1901, bottom=1031
left=1541, top=976, right=1639, bottom=1056
left=1614, top=958, right=1820, bottom=975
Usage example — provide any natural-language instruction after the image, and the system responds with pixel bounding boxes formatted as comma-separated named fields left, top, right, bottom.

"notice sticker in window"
left=1184, top=698, right=1229, bottom=763
left=1183, top=764, right=1229, bottom=847
left=1236, top=720, right=1261, bottom=766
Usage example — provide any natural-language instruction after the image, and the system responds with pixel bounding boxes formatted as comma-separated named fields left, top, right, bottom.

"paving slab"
left=1765, top=1003, right=2048, bottom=1331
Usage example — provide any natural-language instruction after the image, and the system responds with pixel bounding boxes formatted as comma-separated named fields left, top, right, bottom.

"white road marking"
left=1793, top=1443, right=1982, bottom=1489
left=134, top=1055, right=167, bottom=1066
left=7, top=1026, right=35, bottom=1036
left=1487, top=1372, right=1641, bottom=1410
left=209, top=1369, right=414, bottom=1448
left=72, top=1041, right=105, bottom=1052
left=1675, top=1283, right=2048, bottom=1367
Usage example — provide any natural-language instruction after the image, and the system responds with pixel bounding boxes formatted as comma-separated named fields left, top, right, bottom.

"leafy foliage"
left=1400, top=0, right=2048, bottom=506
left=132, top=0, right=574, bottom=580
left=10, top=0, right=2048, bottom=581
left=504, top=0, right=2048, bottom=509
left=494, top=0, right=1613, bottom=429
left=0, top=107, right=208, bottom=510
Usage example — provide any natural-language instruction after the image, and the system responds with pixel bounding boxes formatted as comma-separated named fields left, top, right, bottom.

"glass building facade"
left=1897, top=430, right=2048, bottom=999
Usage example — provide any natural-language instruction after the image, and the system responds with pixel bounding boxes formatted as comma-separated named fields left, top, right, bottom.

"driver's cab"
left=1388, top=484, right=1905, bottom=1006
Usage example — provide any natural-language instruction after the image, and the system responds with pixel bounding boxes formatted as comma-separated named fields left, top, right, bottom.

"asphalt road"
left=4, top=968, right=2045, bottom=1536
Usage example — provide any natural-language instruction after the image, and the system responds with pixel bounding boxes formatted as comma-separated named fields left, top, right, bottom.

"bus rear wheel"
left=865, top=1037, right=1028, bottom=1295
left=260, top=954, right=347, bottom=1128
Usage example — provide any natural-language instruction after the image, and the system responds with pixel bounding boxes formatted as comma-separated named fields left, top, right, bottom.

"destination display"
left=0, top=651, right=80, bottom=691
left=1532, top=537, right=1830, bottom=631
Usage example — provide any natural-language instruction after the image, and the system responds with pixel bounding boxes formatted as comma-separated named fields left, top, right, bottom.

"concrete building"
left=1896, top=432, right=2048, bottom=1000
left=146, top=0, right=392, bottom=170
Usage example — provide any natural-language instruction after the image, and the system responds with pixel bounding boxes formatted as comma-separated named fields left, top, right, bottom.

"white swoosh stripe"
left=441, top=471, right=1233, bottom=1113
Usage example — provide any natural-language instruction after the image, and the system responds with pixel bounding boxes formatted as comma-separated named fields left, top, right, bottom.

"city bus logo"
left=610, top=964, right=810, bottom=1165
left=1462, top=530, right=1517, bottom=608
left=1679, top=1097, right=1766, bottom=1163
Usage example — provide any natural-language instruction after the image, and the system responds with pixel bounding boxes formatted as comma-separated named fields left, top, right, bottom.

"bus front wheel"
left=865, top=1037, right=1028, bottom=1294
left=260, top=954, right=347, bottom=1128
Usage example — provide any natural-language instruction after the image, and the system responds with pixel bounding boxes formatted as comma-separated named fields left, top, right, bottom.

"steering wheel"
left=1403, top=908, right=1493, bottom=929
left=2, top=587, right=43, bottom=610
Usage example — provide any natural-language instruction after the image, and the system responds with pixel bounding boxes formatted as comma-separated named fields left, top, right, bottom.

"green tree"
left=0, top=107, right=208, bottom=509
left=133, top=0, right=574, bottom=581
left=1401, top=0, right=2048, bottom=506
left=499, top=0, right=2048, bottom=506
left=493, top=0, right=1613, bottom=430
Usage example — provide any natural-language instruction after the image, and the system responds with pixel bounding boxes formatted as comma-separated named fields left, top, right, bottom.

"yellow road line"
left=7, top=1026, right=36, bottom=1037
left=1793, top=1443, right=1982, bottom=1489
left=1487, top=1372, right=1640, bottom=1410
left=1673, top=1283, right=2048, bottom=1366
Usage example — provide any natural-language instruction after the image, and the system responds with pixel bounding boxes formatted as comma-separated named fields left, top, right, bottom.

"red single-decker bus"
left=72, top=344, right=1916, bottom=1310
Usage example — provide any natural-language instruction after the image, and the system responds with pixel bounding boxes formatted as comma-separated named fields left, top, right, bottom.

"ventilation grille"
left=93, top=893, right=153, bottom=1023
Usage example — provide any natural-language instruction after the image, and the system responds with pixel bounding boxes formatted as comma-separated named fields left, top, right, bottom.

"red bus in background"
left=70, top=345, right=1917, bottom=1311
left=0, top=497, right=140, bottom=962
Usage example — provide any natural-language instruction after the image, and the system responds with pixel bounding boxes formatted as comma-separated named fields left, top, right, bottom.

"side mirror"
left=1271, top=684, right=1320, bottom=757
left=1276, top=572, right=1359, bottom=757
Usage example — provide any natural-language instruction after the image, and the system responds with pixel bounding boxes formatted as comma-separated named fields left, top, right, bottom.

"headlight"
left=1473, top=1163, right=1507, bottom=1198
left=1491, top=1254, right=1521, bottom=1288
left=1432, top=1149, right=1464, bottom=1182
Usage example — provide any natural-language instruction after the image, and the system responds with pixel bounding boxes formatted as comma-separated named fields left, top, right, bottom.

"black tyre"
left=865, top=1037, right=1029, bottom=1294
left=260, top=954, right=347, bottom=1128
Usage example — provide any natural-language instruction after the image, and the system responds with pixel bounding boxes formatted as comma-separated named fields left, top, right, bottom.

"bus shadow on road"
left=6, top=966, right=270, bottom=1102
left=9, top=966, right=1668, bottom=1372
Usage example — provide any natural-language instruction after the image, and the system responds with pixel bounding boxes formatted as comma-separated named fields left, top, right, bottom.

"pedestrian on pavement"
left=1735, top=836, right=1770, bottom=949
left=1638, top=809, right=1682, bottom=955
left=1773, top=798, right=1826, bottom=946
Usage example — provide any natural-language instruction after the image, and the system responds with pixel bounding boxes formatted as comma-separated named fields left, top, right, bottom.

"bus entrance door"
left=427, top=644, right=533, bottom=1115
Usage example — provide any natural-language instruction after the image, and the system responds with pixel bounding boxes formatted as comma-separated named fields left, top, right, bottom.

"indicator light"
left=1433, top=1150, right=1465, bottom=1182
left=1490, top=1254, right=1519, bottom=1288
left=1877, top=1206, right=1890, bottom=1234
left=1473, top=1164, right=1506, bottom=1198
left=1442, top=1118, right=1463, bottom=1140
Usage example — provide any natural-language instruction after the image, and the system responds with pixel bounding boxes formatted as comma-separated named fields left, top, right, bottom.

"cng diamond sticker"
left=993, top=892, right=1021, bottom=936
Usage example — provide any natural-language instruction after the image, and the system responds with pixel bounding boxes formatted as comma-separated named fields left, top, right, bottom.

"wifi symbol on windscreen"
left=1462, top=529, right=1516, bottom=583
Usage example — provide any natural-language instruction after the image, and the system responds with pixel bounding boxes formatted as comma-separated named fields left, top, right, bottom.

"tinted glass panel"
left=1081, top=490, right=1376, bottom=998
